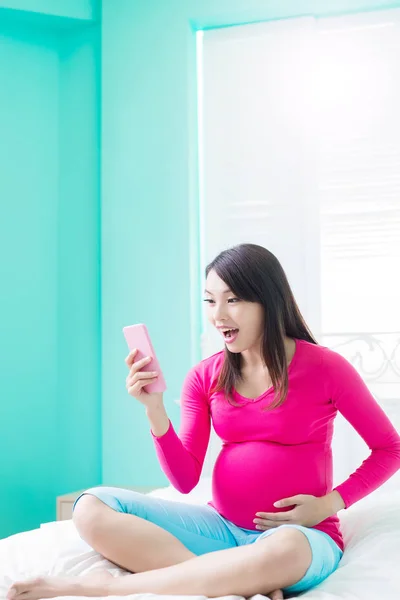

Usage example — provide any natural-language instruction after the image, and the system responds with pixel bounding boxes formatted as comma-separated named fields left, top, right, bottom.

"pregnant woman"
left=8, top=244, right=400, bottom=600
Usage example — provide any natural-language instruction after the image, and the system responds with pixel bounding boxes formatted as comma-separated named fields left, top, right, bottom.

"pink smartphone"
left=122, top=323, right=167, bottom=394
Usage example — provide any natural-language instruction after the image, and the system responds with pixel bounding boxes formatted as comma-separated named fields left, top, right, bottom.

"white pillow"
left=298, top=490, right=400, bottom=598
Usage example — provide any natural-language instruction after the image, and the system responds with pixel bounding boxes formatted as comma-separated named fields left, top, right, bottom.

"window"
left=197, top=9, right=400, bottom=486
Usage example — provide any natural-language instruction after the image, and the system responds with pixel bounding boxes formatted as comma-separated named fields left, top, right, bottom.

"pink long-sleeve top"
left=151, top=338, right=400, bottom=551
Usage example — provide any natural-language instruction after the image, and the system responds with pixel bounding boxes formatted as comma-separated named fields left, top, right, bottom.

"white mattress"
left=1, top=481, right=400, bottom=600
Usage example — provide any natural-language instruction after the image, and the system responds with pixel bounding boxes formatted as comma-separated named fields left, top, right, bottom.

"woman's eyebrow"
left=204, top=289, right=231, bottom=295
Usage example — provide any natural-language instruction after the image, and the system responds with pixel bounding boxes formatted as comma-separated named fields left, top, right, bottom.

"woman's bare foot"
left=270, top=590, right=284, bottom=600
left=7, top=570, right=113, bottom=600
left=7, top=572, right=284, bottom=600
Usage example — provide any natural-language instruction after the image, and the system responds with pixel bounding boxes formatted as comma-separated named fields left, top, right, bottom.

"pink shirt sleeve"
left=323, top=349, right=400, bottom=508
left=151, top=365, right=211, bottom=493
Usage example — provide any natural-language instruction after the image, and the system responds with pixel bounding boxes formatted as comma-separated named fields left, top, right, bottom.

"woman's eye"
left=203, top=298, right=239, bottom=304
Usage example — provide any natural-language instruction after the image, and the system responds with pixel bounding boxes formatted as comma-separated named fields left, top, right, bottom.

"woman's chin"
left=225, top=341, right=242, bottom=353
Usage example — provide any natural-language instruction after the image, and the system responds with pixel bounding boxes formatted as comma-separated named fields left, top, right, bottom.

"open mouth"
left=222, top=328, right=239, bottom=340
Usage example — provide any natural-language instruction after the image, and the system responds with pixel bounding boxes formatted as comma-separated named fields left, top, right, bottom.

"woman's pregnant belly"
left=210, top=440, right=327, bottom=530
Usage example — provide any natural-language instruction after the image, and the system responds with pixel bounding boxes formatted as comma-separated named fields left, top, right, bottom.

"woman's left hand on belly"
left=254, top=494, right=330, bottom=530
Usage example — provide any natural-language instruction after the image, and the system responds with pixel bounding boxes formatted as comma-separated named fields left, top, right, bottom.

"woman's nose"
left=214, top=303, right=228, bottom=321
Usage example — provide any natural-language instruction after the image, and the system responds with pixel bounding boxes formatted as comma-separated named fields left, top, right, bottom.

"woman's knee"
left=257, top=528, right=312, bottom=574
left=72, top=490, right=111, bottom=538
left=277, top=528, right=312, bottom=565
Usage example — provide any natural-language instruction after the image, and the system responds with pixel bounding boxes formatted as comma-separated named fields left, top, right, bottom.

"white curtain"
left=197, top=9, right=400, bottom=490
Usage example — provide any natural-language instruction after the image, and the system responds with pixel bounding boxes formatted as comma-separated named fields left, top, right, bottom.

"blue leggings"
left=74, top=486, right=343, bottom=596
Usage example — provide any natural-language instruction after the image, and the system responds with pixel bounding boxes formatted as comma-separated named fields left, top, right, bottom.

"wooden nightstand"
left=56, top=485, right=158, bottom=521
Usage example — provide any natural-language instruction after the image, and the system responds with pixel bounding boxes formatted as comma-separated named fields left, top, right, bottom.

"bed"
left=1, top=478, right=399, bottom=600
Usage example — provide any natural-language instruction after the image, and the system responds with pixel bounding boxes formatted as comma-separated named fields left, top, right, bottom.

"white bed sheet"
left=1, top=481, right=399, bottom=600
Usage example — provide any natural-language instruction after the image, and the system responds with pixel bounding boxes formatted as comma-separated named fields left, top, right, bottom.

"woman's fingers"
left=255, top=521, right=282, bottom=529
left=125, top=348, right=138, bottom=367
left=126, top=370, right=158, bottom=386
left=124, top=350, right=158, bottom=400
left=254, top=516, right=291, bottom=529
left=127, top=375, right=158, bottom=396
left=125, top=348, right=152, bottom=368
left=124, top=354, right=152, bottom=377
left=130, top=356, right=152, bottom=374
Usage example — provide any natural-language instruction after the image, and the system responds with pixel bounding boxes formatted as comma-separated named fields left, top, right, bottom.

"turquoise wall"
left=0, top=3, right=101, bottom=538
left=0, top=0, right=95, bottom=21
left=100, top=0, right=400, bottom=489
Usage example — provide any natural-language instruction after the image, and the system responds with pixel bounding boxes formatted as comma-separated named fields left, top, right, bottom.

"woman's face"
left=204, top=269, right=264, bottom=354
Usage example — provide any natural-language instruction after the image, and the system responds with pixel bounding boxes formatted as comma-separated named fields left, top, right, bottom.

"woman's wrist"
left=146, top=402, right=170, bottom=437
left=320, top=490, right=346, bottom=519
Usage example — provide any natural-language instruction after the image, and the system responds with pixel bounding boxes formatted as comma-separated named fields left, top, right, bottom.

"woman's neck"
left=241, top=337, right=296, bottom=371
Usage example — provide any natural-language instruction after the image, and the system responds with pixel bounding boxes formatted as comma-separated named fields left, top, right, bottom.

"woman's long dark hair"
left=206, top=243, right=317, bottom=410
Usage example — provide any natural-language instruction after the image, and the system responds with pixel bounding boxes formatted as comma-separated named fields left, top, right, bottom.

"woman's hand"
left=254, top=494, right=330, bottom=530
left=125, top=348, right=164, bottom=409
